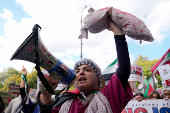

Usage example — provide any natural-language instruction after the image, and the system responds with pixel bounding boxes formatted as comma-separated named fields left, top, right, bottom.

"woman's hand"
left=40, top=74, right=58, bottom=104
left=163, top=96, right=169, bottom=101
left=22, top=66, right=27, bottom=75
left=107, top=17, right=123, bottom=35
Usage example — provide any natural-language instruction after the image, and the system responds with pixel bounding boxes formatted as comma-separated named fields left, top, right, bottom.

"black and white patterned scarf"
left=74, top=58, right=102, bottom=86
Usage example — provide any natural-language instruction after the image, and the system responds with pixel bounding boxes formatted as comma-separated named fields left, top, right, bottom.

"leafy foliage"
left=27, top=70, right=38, bottom=89
left=0, top=68, right=22, bottom=84
left=68, top=84, right=76, bottom=91
left=134, top=55, right=159, bottom=78
left=134, top=55, right=162, bottom=88
left=155, top=74, right=163, bottom=89
left=0, top=67, right=38, bottom=92
left=0, top=74, right=21, bottom=92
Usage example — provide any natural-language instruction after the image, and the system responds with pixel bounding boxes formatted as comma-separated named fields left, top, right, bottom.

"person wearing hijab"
left=39, top=18, right=133, bottom=113
left=19, top=18, right=133, bottom=113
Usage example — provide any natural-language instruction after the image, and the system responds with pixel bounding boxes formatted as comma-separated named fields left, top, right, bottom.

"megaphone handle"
left=33, top=24, right=55, bottom=94
left=35, top=65, right=55, bottom=94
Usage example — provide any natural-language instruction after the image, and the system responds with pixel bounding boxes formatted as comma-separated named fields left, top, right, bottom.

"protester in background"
left=162, top=88, right=170, bottom=100
left=133, top=93, right=144, bottom=102
left=18, top=66, right=56, bottom=113
left=148, top=91, right=161, bottom=100
left=0, top=95, right=4, bottom=113
left=5, top=95, right=23, bottom=113
left=19, top=66, right=40, bottom=113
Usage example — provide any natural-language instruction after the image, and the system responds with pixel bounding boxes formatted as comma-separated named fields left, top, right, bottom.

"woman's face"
left=151, top=93, right=158, bottom=100
left=74, top=65, right=96, bottom=92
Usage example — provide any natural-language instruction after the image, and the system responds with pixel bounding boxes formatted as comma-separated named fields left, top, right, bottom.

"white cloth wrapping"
left=79, top=7, right=154, bottom=42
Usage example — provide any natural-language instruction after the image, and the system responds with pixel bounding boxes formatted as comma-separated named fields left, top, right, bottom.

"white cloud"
left=0, top=9, right=13, bottom=19
left=0, top=0, right=169, bottom=73
left=0, top=36, right=7, bottom=47
left=143, top=0, right=170, bottom=44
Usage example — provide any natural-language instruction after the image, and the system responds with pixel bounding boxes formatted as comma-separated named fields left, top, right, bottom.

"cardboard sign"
left=129, top=81, right=138, bottom=94
left=157, top=64, right=170, bottom=81
left=9, top=84, right=20, bottom=97
left=162, top=79, right=170, bottom=89
left=128, top=64, right=143, bottom=82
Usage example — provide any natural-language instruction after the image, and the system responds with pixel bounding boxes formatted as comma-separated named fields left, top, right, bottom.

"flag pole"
left=80, top=6, right=86, bottom=59
left=156, top=73, right=158, bottom=89
left=80, top=5, right=93, bottom=59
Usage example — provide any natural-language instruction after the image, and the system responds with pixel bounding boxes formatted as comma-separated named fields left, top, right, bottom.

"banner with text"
left=121, top=99, right=170, bottom=113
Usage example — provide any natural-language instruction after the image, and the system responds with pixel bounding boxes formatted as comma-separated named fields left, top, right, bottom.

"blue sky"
left=0, top=0, right=31, bottom=36
left=0, top=0, right=170, bottom=73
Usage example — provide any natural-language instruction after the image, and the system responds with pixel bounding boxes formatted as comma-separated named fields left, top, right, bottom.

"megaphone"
left=10, top=24, right=76, bottom=94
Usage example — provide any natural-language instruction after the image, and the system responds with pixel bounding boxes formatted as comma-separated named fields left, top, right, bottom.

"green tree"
left=68, top=84, right=76, bottom=91
left=0, top=67, right=22, bottom=92
left=0, top=67, right=22, bottom=84
left=134, top=55, right=162, bottom=88
left=26, top=67, right=46, bottom=89
left=155, top=74, right=163, bottom=89
left=27, top=69, right=38, bottom=89
left=134, top=55, right=159, bottom=78
left=0, top=75, right=21, bottom=92
left=0, top=83, right=3, bottom=90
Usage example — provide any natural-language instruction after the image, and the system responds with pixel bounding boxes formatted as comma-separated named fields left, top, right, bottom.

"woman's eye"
left=85, top=69, right=90, bottom=71
left=75, top=71, right=79, bottom=74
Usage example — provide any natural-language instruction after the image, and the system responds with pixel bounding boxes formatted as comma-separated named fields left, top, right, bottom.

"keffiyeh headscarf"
left=74, top=58, right=102, bottom=86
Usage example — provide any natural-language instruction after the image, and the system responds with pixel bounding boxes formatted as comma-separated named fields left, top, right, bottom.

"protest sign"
left=121, top=99, right=170, bottom=113
left=157, top=64, right=170, bottom=81
left=0, top=91, right=12, bottom=108
left=129, top=81, right=138, bottom=94
left=162, top=80, right=170, bottom=89
left=128, top=64, right=143, bottom=82
left=156, top=88, right=162, bottom=95
left=9, top=84, right=20, bottom=97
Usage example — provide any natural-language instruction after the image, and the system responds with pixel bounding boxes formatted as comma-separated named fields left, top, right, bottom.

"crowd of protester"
left=1, top=79, right=170, bottom=113
left=0, top=19, right=169, bottom=113
left=133, top=88, right=170, bottom=102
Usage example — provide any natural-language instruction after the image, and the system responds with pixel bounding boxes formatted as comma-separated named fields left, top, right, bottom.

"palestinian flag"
left=147, top=73, right=156, bottom=90
left=151, top=48, right=170, bottom=75
left=143, top=78, right=150, bottom=98
left=138, top=75, right=154, bottom=99
left=102, top=58, right=118, bottom=81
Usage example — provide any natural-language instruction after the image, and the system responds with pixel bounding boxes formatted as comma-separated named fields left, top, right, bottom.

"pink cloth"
left=79, top=7, right=154, bottom=42
left=52, top=73, right=133, bottom=113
